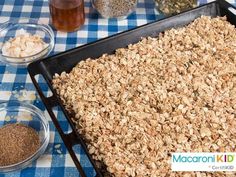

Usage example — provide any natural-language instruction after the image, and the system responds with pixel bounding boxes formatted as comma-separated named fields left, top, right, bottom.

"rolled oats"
left=52, top=16, right=236, bottom=177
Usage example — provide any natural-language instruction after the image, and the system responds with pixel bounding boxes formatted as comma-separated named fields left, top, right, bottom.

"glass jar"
left=155, top=0, right=197, bottom=15
left=49, top=0, right=85, bottom=32
left=92, top=0, right=138, bottom=19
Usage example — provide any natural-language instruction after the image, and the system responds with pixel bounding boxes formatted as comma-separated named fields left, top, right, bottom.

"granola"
left=52, top=16, right=236, bottom=177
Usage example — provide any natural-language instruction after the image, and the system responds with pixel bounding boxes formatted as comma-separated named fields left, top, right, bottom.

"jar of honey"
left=49, top=0, right=85, bottom=32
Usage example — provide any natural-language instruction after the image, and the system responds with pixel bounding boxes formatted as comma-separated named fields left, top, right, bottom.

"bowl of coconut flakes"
left=0, top=18, right=54, bottom=66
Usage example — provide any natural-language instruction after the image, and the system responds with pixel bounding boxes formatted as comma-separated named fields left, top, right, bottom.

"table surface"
left=0, top=0, right=235, bottom=177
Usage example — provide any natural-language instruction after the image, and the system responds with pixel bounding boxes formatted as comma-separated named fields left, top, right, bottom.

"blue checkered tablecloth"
left=0, top=0, right=235, bottom=177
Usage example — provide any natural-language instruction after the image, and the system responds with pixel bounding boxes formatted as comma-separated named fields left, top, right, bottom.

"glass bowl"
left=0, top=101, right=50, bottom=173
left=0, top=18, right=55, bottom=66
left=91, top=0, right=138, bottom=19
left=155, top=0, right=198, bottom=16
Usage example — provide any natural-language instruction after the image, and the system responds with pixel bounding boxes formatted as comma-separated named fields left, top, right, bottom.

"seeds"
left=93, top=0, right=137, bottom=18
left=53, top=16, right=236, bottom=176
left=155, top=0, right=197, bottom=15
left=0, top=123, right=40, bottom=166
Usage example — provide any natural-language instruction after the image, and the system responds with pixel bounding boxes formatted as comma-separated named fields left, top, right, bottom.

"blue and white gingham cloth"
left=0, top=0, right=235, bottom=177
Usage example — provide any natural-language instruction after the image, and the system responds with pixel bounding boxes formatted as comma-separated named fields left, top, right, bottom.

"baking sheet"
left=28, top=1, right=236, bottom=176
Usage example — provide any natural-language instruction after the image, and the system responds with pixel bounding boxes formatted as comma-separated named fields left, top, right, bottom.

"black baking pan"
left=28, top=1, right=236, bottom=176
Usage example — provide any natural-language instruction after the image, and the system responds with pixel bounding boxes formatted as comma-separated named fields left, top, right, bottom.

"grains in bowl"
left=0, top=123, right=40, bottom=166
left=93, top=0, right=137, bottom=18
left=52, top=16, right=236, bottom=176
left=1, top=29, right=48, bottom=58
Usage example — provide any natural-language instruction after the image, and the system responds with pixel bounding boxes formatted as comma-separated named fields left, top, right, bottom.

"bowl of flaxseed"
left=0, top=101, right=49, bottom=172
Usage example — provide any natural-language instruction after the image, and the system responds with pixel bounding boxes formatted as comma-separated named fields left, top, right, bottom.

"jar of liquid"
left=49, top=0, right=85, bottom=32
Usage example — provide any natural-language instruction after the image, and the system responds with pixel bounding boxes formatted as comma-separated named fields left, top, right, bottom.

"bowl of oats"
left=0, top=18, right=54, bottom=66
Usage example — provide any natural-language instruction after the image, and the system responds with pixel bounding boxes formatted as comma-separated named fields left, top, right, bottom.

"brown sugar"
left=0, top=123, right=40, bottom=166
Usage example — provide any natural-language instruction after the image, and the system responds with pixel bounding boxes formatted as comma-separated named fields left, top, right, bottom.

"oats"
left=52, top=16, right=236, bottom=177
left=54, top=144, right=61, bottom=149
left=177, top=134, right=188, bottom=143
left=200, top=127, right=212, bottom=138
left=5, top=116, right=11, bottom=122
left=56, top=150, right=62, bottom=154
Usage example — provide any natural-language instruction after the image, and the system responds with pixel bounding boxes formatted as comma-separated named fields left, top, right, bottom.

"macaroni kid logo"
left=173, top=154, right=235, bottom=163
left=171, top=153, right=236, bottom=171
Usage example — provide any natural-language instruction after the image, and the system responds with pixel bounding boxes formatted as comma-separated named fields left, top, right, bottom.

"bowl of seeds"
left=0, top=101, right=49, bottom=172
left=155, top=0, right=197, bottom=15
left=92, top=0, right=138, bottom=19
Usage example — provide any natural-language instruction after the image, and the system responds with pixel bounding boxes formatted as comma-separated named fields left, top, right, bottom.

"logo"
left=172, top=153, right=236, bottom=171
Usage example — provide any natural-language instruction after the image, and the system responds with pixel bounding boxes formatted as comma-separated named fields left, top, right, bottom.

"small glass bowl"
left=0, top=18, right=55, bottom=66
left=0, top=101, right=50, bottom=173
left=91, top=0, right=138, bottom=19
left=155, top=0, right=198, bottom=16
